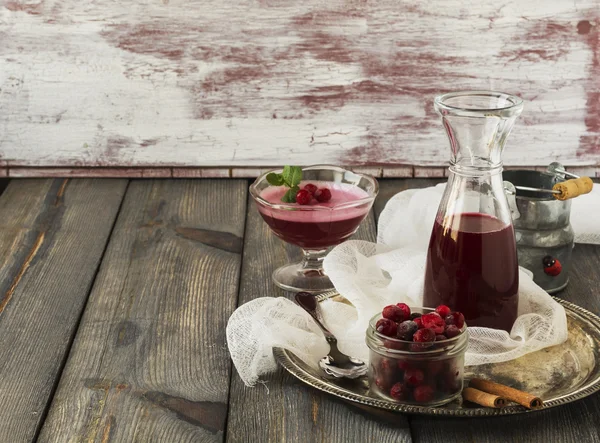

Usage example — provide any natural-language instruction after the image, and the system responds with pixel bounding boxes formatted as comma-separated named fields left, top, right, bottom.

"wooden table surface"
left=0, top=177, right=599, bottom=443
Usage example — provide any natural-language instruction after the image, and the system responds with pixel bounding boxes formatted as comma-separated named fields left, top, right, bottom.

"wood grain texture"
left=373, top=178, right=444, bottom=223
left=38, top=180, right=247, bottom=442
left=226, top=195, right=412, bottom=443
left=9, top=165, right=600, bottom=179
left=377, top=179, right=600, bottom=443
left=1, top=0, right=599, bottom=172
left=0, top=178, right=127, bottom=442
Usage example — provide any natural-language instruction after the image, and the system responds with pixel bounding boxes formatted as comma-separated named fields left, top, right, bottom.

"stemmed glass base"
left=272, top=249, right=335, bottom=293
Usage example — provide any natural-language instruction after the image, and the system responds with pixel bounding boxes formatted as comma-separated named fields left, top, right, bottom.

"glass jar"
left=366, top=308, right=468, bottom=407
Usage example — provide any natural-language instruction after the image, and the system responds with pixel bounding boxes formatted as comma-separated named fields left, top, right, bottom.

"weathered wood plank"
left=8, top=167, right=174, bottom=178
left=376, top=179, right=600, bottom=443
left=1, top=1, right=599, bottom=170
left=5, top=166, right=600, bottom=179
left=226, top=194, right=412, bottom=443
left=373, top=178, right=444, bottom=224
left=38, top=180, right=247, bottom=442
left=0, top=178, right=128, bottom=442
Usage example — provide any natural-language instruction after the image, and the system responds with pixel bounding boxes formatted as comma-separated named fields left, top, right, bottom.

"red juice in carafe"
left=423, top=212, right=519, bottom=332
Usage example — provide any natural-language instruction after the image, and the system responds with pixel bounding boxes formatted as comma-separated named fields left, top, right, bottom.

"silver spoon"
left=295, top=292, right=367, bottom=379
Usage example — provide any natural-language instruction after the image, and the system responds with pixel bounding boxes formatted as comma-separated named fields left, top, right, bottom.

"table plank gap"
left=0, top=178, right=128, bottom=442
left=33, top=180, right=132, bottom=442
left=39, top=179, right=247, bottom=443
left=0, top=178, right=9, bottom=197
left=226, top=190, right=412, bottom=443
left=222, top=179, right=252, bottom=443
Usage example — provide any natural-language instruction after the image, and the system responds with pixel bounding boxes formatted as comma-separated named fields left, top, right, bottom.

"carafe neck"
left=435, top=91, right=523, bottom=172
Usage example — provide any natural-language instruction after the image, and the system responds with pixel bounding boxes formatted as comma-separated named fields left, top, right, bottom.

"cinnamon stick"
left=462, top=387, right=506, bottom=408
left=469, top=378, right=543, bottom=409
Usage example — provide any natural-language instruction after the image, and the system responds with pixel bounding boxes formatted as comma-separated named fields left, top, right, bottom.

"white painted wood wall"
left=1, top=0, right=599, bottom=177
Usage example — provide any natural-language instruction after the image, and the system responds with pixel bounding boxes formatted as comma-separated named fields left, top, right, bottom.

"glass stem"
left=300, top=249, right=328, bottom=276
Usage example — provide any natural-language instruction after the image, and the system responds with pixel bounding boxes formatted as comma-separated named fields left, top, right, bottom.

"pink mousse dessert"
left=257, top=181, right=372, bottom=249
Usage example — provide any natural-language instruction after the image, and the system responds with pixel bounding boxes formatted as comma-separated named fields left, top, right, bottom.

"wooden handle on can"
left=553, top=177, right=593, bottom=200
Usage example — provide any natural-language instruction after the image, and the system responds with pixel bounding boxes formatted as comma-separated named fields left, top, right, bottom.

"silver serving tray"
left=274, top=292, right=600, bottom=417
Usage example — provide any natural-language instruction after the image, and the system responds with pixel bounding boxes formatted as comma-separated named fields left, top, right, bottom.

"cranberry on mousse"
left=314, top=188, right=332, bottom=203
left=257, top=172, right=372, bottom=250
left=296, top=185, right=331, bottom=205
left=303, top=183, right=318, bottom=195
left=295, top=189, right=312, bottom=205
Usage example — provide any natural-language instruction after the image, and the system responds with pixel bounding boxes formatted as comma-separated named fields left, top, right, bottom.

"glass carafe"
left=423, top=91, right=523, bottom=332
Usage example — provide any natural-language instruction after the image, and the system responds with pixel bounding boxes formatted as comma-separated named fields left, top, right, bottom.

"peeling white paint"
left=0, top=0, right=598, bottom=171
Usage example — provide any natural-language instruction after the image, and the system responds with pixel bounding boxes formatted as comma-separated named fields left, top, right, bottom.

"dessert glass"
left=366, top=308, right=468, bottom=407
left=250, top=165, right=378, bottom=293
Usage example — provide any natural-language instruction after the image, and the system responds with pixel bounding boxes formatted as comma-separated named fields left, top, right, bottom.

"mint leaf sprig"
left=266, top=166, right=303, bottom=203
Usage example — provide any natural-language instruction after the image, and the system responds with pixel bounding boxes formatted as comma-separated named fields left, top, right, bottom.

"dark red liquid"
left=423, top=213, right=519, bottom=332
left=259, top=212, right=368, bottom=249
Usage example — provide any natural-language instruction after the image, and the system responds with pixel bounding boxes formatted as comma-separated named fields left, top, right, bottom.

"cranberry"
left=378, top=358, right=397, bottom=379
left=397, top=320, right=419, bottom=341
left=404, top=368, right=425, bottom=386
left=396, top=303, right=411, bottom=319
left=413, top=328, right=435, bottom=343
left=295, top=189, right=312, bottom=205
left=439, top=365, right=462, bottom=393
left=382, top=305, right=406, bottom=322
left=390, top=382, right=410, bottom=401
left=410, top=312, right=422, bottom=320
left=435, top=305, right=451, bottom=318
left=303, top=183, right=318, bottom=195
left=376, top=377, right=391, bottom=391
left=413, top=385, right=435, bottom=403
left=421, top=313, right=445, bottom=334
left=414, top=317, right=424, bottom=329
left=314, top=188, right=332, bottom=202
left=445, top=312, right=465, bottom=329
left=397, top=360, right=412, bottom=371
left=444, top=324, right=461, bottom=338
left=410, top=343, right=427, bottom=352
left=383, top=339, right=403, bottom=350
left=448, top=376, right=462, bottom=393
left=376, top=318, right=397, bottom=337
left=380, top=357, right=395, bottom=374
left=427, top=360, right=444, bottom=376
left=435, top=334, right=447, bottom=341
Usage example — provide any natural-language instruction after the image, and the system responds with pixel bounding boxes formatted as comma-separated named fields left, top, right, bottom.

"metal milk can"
left=503, top=167, right=575, bottom=293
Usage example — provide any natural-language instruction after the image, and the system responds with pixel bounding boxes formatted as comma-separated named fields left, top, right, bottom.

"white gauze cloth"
left=227, top=183, right=600, bottom=386
left=226, top=297, right=329, bottom=387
